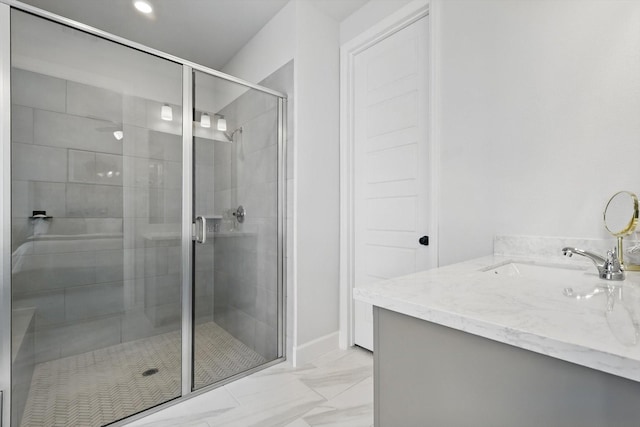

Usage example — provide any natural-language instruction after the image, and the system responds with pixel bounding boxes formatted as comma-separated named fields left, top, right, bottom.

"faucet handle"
left=613, top=246, right=623, bottom=270
left=563, top=246, right=625, bottom=280
left=602, top=247, right=624, bottom=280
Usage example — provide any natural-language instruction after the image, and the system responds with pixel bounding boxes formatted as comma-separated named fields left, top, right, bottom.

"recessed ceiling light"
left=134, top=0, right=153, bottom=14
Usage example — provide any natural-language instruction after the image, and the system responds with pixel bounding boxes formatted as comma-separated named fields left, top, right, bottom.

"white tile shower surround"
left=127, top=347, right=374, bottom=427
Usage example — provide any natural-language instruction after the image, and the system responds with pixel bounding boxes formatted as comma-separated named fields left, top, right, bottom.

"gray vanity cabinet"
left=373, top=307, right=640, bottom=427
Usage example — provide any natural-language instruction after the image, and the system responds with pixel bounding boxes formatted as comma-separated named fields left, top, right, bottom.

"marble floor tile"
left=283, top=420, right=312, bottom=427
left=128, top=387, right=239, bottom=427
left=223, top=373, right=309, bottom=407
left=226, top=376, right=323, bottom=411
left=297, top=376, right=374, bottom=427
left=296, top=349, right=373, bottom=400
left=124, top=347, right=373, bottom=427
left=201, top=392, right=324, bottom=427
left=307, top=348, right=366, bottom=367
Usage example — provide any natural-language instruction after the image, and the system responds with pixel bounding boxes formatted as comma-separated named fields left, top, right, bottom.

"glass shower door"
left=10, top=10, right=184, bottom=426
left=7, top=5, right=286, bottom=425
left=191, top=70, right=282, bottom=390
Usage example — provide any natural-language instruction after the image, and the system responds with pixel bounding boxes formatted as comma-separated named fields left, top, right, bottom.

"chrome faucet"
left=562, top=246, right=625, bottom=280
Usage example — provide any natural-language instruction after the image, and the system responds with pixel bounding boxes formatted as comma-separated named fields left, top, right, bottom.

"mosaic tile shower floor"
left=20, top=322, right=266, bottom=427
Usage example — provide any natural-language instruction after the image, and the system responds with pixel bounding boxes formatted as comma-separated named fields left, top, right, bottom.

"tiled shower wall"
left=193, top=135, right=217, bottom=324
left=212, top=62, right=292, bottom=360
left=11, top=68, right=185, bottom=364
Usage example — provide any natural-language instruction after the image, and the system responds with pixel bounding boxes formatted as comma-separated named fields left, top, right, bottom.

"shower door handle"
left=195, top=216, right=206, bottom=244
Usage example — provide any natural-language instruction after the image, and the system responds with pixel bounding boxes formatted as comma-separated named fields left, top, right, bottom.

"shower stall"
left=0, top=3, right=286, bottom=426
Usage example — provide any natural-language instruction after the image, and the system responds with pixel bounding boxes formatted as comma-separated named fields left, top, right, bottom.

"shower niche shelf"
left=29, top=210, right=52, bottom=220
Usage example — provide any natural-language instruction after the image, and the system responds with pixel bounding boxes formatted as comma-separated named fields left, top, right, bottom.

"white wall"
left=294, top=0, right=340, bottom=347
left=340, top=0, right=412, bottom=45
left=341, top=0, right=640, bottom=267
left=222, top=0, right=340, bottom=364
left=222, top=2, right=296, bottom=84
left=216, top=1, right=296, bottom=112
left=435, top=0, right=640, bottom=265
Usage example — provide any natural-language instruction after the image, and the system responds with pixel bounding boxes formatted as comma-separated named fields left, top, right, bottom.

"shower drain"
left=142, top=368, right=159, bottom=377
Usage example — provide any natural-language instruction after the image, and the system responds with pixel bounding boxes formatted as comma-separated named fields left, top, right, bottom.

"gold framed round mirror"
left=604, top=191, right=639, bottom=236
left=603, top=191, right=639, bottom=269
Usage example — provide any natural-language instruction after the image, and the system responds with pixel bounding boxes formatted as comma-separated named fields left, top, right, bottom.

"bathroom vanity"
left=355, top=248, right=640, bottom=426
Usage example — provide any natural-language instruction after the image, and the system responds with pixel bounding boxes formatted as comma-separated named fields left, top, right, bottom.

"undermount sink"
left=482, top=261, right=590, bottom=279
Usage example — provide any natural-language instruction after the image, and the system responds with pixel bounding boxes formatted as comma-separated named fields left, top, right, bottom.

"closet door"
left=353, top=16, right=432, bottom=351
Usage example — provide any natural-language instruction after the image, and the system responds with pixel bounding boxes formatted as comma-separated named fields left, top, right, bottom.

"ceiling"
left=18, top=0, right=369, bottom=70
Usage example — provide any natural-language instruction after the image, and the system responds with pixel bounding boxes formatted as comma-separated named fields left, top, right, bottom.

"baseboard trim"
left=294, top=331, right=339, bottom=366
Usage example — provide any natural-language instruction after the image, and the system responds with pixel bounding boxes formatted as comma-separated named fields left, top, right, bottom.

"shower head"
left=210, top=126, right=242, bottom=143
left=223, top=127, right=243, bottom=143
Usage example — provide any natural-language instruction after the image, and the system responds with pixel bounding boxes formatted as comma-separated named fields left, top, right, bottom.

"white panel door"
left=353, top=16, right=432, bottom=351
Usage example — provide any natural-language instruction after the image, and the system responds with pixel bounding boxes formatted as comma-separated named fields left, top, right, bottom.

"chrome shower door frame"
left=0, top=1, right=287, bottom=425
left=1, top=4, right=12, bottom=427
left=181, top=66, right=194, bottom=396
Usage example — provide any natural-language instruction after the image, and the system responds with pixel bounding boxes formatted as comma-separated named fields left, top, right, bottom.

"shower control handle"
left=195, top=216, right=206, bottom=244
left=233, top=205, right=246, bottom=223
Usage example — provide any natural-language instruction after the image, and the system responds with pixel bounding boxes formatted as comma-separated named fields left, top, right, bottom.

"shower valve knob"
left=232, top=205, right=246, bottom=223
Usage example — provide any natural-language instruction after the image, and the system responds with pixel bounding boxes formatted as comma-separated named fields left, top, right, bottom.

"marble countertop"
left=354, top=254, right=640, bottom=382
